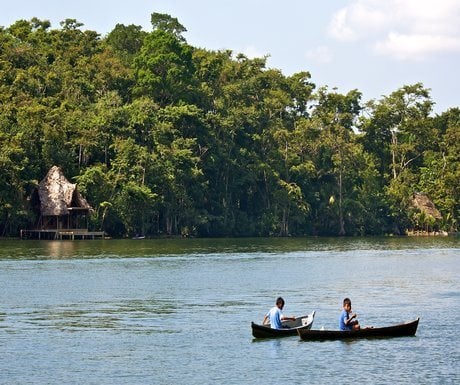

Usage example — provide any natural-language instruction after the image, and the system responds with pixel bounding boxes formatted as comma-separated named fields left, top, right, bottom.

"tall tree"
left=105, top=24, right=146, bottom=65
left=134, top=28, right=195, bottom=106
left=150, top=13, right=187, bottom=41
left=311, top=88, right=364, bottom=235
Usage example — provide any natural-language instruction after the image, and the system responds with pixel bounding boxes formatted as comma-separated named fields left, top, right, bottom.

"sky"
left=2, top=0, right=459, bottom=114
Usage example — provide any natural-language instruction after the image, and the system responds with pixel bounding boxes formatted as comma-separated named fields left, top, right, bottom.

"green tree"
left=417, top=108, right=460, bottom=231
left=150, top=13, right=187, bottom=41
left=114, top=182, right=157, bottom=236
left=134, top=25, right=195, bottom=106
left=359, top=84, right=435, bottom=232
left=74, top=164, right=113, bottom=231
left=105, top=23, right=146, bottom=65
left=309, top=88, right=366, bottom=235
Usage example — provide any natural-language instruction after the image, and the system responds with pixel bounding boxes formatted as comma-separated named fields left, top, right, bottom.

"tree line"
left=0, top=13, right=458, bottom=237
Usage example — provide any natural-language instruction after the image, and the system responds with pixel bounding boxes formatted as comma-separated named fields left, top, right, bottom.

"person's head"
left=276, top=297, right=285, bottom=309
left=343, top=297, right=352, bottom=312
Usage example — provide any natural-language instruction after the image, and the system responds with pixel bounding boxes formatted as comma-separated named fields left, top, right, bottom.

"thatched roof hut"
left=20, top=166, right=108, bottom=239
left=27, top=165, right=94, bottom=232
left=409, top=192, right=442, bottom=219
left=37, top=166, right=92, bottom=216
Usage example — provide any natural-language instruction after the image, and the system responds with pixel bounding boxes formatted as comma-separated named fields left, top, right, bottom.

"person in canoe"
left=339, top=297, right=360, bottom=331
left=262, top=297, right=296, bottom=329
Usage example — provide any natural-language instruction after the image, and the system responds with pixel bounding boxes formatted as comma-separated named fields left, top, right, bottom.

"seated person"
left=339, top=297, right=360, bottom=331
left=263, top=297, right=296, bottom=329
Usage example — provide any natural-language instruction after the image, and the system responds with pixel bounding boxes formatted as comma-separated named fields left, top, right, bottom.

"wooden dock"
left=20, top=229, right=106, bottom=240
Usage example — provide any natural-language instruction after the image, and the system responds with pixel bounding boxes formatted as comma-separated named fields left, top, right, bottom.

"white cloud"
left=328, top=0, right=460, bottom=60
left=305, top=46, right=334, bottom=64
left=328, top=1, right=387, bottom=41
left=328, top=8, right=357, bottom=41
left=374, top=32, right=460, bottom=60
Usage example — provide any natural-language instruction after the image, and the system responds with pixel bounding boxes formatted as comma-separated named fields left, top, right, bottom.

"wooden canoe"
left=251, top=311, right=315, bottom=339
left=297, top=318, right=419, bottom=341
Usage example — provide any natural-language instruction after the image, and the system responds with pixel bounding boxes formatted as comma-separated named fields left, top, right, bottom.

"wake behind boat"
left=252, top=311, right=315, bottom=338
left=297, top=318, right=419, bottom=341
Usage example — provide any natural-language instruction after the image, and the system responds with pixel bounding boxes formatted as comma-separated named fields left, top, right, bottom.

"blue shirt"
left=267, top=306, right=283, bottom=329
left=339, top=309, right=353, bottom=331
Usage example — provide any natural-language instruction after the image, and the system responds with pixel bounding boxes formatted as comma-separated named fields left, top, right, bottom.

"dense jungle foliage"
left=0, top=13, right=458, bottom=237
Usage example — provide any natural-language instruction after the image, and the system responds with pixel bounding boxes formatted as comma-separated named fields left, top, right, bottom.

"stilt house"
left=20, top=165, right=105, bottom=239
left=33, top=166, right=92, bottom=231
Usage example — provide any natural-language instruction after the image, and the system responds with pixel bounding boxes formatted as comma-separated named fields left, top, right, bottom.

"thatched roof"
left=38, top=166, right=91, bottom=216
left=410, top=192, right=442, bottom=219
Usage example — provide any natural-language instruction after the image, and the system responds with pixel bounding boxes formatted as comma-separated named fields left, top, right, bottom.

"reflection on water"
left=0, top=236, right=458, bottom=261
left=266, top=339, right=282, bottom=359
left=0, top=237, right=458, bottom=385
left=45, top=241, right=78, bottom=259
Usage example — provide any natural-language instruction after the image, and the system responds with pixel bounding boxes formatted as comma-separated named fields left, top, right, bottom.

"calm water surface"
left=0, top=237, right=459, bottom=384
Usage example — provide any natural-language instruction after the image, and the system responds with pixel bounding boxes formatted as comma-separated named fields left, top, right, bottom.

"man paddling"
left=263, top=297, right=296, bottom=329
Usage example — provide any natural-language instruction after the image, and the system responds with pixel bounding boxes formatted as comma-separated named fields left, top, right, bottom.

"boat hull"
left=297, top=318, right=419, bottom=341
left=252, top=311, right=315, bottom=339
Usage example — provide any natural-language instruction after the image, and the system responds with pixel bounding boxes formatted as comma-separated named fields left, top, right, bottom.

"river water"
left=0, top=237, right=458, bottom=384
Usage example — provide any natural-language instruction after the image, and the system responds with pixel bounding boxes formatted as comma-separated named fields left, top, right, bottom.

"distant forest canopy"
left=0, top=13, right=458, bottom=238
